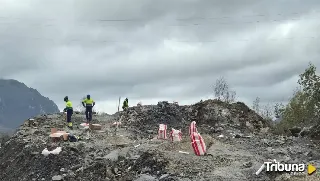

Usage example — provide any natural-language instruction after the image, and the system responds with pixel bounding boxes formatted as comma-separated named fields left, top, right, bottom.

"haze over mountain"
left=0, top=79, right=59, bottom=131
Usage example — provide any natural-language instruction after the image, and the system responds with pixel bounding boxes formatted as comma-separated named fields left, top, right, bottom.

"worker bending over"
left=122, top=98, right=128, bottom=110
left=82, top=94, right=95, bottom=123
left=63, top=96, right=73, bottom=129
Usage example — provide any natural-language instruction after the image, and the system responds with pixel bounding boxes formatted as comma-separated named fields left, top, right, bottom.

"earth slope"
left=0, top=100, right=320, bottom=181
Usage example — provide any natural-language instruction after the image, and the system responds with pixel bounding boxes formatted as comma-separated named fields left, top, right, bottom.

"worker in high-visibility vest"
left=63, top=96, right=73, bottom=128
left=82, top=94, right=95, bottom=123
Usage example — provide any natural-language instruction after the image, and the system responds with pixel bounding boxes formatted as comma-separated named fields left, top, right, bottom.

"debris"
left=134, top=174, right=157, bottom=181
left=111, top=121, right=122, bottom=128
left=159, top=174, right=170, bottom=180
left=80, top=123, right=89, bottom=128
left=255, top=163, right=265, bottom=175
left=41, top=147, right=62, bottom=156
left=89, top=124, right=102, bottom=130
left=242, top=161, right=252, bottom=168
left=52, top=175, right=63, bottom=180
left=2, top=99, right=318, bottom=181
left=104, top=149, right=120, bottom=162
left=178, top=151, right=189, bottom=154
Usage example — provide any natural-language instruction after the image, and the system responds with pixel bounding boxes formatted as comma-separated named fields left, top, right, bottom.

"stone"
left=134, top=174, right=157, bottom=181
left=159, top=174, right=170, bottom=180
left=289, top=127, right=302, bottom=136
left=104, top=149, right=120, bottom=162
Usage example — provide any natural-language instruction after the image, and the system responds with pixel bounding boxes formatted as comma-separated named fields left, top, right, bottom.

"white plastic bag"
left=41, top=147, right=62, bottom=156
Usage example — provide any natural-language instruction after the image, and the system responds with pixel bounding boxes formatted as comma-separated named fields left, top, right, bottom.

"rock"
left=235, top=134, right=242, bottom=138
left=113, top=167, right=119, bottom=174
left=134, top=174, right=157, bottom=181
left=300, top=126, right=312, bottom=137
left=215, top=127, right=224, bottom=132
left=289, top=127, right=302, bottom=136
left=276, top=140, right=285, bottom=145
left=274, top=173, right=291, bottom=181
left=159, top=174, right=170, bottom=180
left=104, top=149, right=120, bottom=161
left=146, top=130, right=154, bottom=134
left=30, top=152, right=39, bottom=155
left=52, top=175, right=63, bottom=180
left=242, top=161, right=252, bottom=168
left=71, top=164, right=82, bottom=171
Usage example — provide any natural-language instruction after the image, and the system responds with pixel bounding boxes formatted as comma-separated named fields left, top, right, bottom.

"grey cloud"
left=1, top=0, right=320, bottom=112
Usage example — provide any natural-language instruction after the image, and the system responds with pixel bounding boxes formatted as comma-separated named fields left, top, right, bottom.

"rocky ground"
left=0, top=100, right=320, bottom=181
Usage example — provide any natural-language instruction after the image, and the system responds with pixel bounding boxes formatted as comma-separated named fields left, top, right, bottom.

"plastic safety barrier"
left=157, top=124, right=167, bottom=139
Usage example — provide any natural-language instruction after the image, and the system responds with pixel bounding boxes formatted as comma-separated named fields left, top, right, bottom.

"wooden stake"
left=117, top=96, right=121, bottom=112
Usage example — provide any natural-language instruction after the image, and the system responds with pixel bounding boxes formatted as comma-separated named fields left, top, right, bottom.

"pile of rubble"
left=0, top=99, right=320, bottom=181
left=120, top=100, right=271, bottom=139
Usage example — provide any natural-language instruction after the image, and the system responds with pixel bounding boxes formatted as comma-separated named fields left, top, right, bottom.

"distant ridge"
left=0, top=79, right=59, bottom=130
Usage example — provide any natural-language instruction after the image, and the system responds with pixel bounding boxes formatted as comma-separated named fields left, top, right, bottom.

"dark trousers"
left=85, top=106, right=93, bottom=121
left=67, top=109, right=73, bottom=122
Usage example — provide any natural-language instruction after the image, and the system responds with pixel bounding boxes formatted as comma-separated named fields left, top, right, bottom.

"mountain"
left=0, top=79, right=59, bottom=130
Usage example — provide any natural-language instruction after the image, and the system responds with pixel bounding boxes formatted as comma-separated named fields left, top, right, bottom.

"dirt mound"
left=120, top=100, right=270, bottom=139
left=1, top=100, right=320, bottom=181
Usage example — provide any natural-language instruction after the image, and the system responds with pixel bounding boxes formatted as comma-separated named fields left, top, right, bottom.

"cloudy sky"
left=0, top=0, right=319, bottom=113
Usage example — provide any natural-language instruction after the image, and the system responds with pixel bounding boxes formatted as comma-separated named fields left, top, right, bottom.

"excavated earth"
left=1, top=100, right=320, bottom=181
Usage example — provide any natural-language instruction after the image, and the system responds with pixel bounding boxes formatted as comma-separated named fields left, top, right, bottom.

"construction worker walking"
left=122, top=98, right=128, bottom=110
left=82, top=94, right=95, bottom=123
left=63, top=96, right=73, bottom=129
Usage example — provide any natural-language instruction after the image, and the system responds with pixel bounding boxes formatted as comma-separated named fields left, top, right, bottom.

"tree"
left=281, top=89, right=312, bottom=125
left=252, top=97, right=260, bottom=114
left=260, top=103, right=273, bottom=120
left=214, top=77, right=228, bottom=100
left=213, top=76, right=236, bottom=103
left=271, top=63, right=320, bottom=134
left=297, top=62, right=320, bottom=117
left=274, top=102, right=285, bottom=118
left=224, top=90, right=236, bottom=103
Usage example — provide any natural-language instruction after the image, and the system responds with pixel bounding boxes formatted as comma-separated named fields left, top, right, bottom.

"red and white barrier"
left=169, top=128, right=182, bottom=142
left=157, top=124, right=167, bottom=139
left=189, top=121, right=197, bottom=136
left=190, top=132, right=206, bottom=156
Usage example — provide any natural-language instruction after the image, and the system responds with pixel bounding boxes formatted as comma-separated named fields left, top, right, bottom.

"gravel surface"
left=0, top=100, right=319, bottom=181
